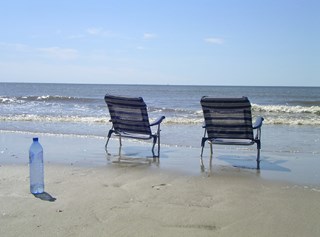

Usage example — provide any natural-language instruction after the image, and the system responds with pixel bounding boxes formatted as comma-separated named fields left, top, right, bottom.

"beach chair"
left=200, top=96, right=264, bottom=169
left=104, top=94, right=165, bottom=158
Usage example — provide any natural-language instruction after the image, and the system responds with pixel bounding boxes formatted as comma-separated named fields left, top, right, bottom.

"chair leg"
left=105, top=137, right=110, bottom=153
left=200, top=143, right=213, bottom=172
left=200, top=156, right=205, bottom=171
left=200, top=139, right=206, bottom=157
left=256, top=141, right=261, bottom=169
left=200, top=136, right=209, bottom=157
left=200, top=138, right=206, bottom=171
left=152, top=136, right=157, bottom=157
left=209, top=143, right=213, bottom=156
left=257, top=148, right=261, bottom=170
left=157, top=134, right=161, bottom=157
left=105, top=129, right=114, bottom=154
left=119, top=135, right=122, bottom=147
left=156, top=125, right=161, bottom=158
left=200, top=145, right=205, bottom=157
left=209, top=153, right=213, bottom=170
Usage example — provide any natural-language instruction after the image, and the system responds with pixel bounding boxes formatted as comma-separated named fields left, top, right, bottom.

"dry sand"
left=1, top=163, right=320, bottom=237
left=1, top=132, right=320, bottom=236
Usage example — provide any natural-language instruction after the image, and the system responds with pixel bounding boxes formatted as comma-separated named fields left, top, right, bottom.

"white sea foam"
left=252, top=104, right=320, bottom=115
left=0, top=96, right=19, bottom=104
left=265, top=117, right=320, bottom=126
left=1, top=113, right=319, bottom=126
left=163, top=117, right=203, bottom=125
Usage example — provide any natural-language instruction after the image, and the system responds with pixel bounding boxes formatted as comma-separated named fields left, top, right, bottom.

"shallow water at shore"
left=1, top=131, right=319, bottom=186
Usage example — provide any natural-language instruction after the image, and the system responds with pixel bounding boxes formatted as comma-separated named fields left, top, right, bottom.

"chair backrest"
left=105, top=94, right=152, bottom=135
left=200, top=97, right=254, bottom=140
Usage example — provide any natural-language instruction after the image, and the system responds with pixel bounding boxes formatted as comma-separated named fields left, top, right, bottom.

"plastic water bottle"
left=29, top=137, right=44, bottom=194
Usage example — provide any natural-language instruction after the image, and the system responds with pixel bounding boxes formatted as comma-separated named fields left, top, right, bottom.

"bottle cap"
left=33, top=137, right=39, bottom=141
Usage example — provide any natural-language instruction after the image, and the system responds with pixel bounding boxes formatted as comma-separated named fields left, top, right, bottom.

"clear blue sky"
left=0, top=0, right=319, bottom=86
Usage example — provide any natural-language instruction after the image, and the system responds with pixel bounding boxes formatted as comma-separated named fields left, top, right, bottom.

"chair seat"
left=113, top=131, right=154, bottom=140
left=209, top=138, right=255, bottom=146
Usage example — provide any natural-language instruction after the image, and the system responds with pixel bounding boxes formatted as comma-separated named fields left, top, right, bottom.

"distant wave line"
left=0, top=95, right=99, bottom=104
left=0, top=114, right=108, bottom=123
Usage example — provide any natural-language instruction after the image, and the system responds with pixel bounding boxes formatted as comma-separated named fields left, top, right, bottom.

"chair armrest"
left=252, top=116, right=264, bottom=129
left=150, top=116, right=166, bottom=126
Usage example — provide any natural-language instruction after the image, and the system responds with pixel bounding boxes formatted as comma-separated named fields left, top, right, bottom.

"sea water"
left=0, top=83, right=319, bottom=156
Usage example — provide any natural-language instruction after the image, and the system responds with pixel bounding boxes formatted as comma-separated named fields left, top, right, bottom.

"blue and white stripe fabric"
left=200, top=97, right=254, bottom=140
left=105, top=94, right=152, bottom=136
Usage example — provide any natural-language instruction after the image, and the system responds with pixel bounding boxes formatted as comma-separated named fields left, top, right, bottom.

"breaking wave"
left=252, top=104, right=320, bottom=115
left=1, top=113, right=319, bottom=126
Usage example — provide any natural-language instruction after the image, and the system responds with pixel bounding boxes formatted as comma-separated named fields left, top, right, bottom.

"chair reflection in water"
left=104, top=94, right=165, bottom=160
left=200, top=96, right=264, bottom=169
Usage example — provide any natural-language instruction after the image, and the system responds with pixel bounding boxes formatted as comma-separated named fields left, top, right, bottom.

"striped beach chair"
left=200, top=96, right=264, bottom=169
left=104, top=94, right=165, bottom=158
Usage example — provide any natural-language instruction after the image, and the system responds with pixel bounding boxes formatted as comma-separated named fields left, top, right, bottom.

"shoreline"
left=1, top=130, right=319, bottom=186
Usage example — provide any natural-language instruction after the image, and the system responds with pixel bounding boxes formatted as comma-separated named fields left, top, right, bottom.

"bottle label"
left=29, top=151, right=43, bottom=164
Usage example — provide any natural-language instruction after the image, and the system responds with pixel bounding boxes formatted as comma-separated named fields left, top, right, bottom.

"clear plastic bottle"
left=29, top=137, right=44, bottom=194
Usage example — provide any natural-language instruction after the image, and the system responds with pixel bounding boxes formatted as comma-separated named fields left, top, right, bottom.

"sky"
left=0, top=0, right=319, bottom=86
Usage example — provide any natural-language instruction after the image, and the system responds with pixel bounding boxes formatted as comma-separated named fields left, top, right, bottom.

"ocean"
left=1, top=82, right=320, bottom=156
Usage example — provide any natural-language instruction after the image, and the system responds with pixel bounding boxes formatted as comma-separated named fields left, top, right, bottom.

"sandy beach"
left=1, top=132, right=320, bottom=237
